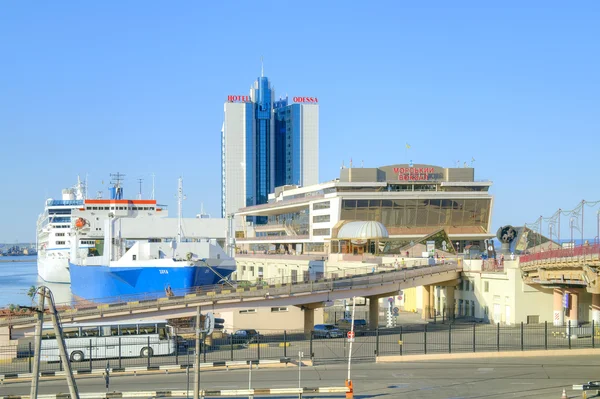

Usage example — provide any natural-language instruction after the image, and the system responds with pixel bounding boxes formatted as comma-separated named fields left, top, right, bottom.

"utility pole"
left=30, top=288, right=45, bottom=399
left=194, top=306, right=201, bottom=399
left=46, top=287, right=79, bottom=399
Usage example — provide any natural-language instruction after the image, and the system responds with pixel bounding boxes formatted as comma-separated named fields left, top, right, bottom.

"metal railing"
left=1, top=320, right=597, bottom=375
left=520, top=243, right=600, bottom=264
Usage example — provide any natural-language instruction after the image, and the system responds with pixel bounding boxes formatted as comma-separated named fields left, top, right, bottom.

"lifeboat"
left=75, top=218, right=87, bottom=229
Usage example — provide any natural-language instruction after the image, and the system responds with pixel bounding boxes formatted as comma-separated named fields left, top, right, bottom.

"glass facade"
left=274, top=103, right=302, bottom=187
left=340, top=198, right=491, bottom=234
left=255, top=77, right=272, bottom=206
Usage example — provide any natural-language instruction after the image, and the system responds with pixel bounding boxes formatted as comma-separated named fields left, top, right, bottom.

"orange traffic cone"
left=561, top=388, right=568, bottom=398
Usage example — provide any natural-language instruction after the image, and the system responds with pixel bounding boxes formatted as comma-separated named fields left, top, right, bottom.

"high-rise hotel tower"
left=221, top=75, right=319, bottom=227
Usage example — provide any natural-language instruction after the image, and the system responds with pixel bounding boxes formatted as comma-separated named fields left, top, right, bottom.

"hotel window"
left=465, top=280, right=470, bottom=291
left=313, top=215, right=330, bottom=223
left=271, top=307, right=288, bottom=312
left=239, top=309, right=257, bottom=314
left=313, top=201, right=331, bottom=210
left=313, top=228, right=331, bottom=236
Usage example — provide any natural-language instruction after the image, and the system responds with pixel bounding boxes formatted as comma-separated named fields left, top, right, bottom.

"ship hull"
left=38, top=255, right=70, bottom=283
left=69, top=263, right=235, bottom=302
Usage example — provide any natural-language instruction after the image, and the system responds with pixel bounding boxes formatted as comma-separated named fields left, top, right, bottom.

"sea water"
left=0, top=256, right=72, bottom=307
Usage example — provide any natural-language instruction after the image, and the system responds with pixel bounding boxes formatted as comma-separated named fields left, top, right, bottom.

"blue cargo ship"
left=68, top=177, right=236, bottom=302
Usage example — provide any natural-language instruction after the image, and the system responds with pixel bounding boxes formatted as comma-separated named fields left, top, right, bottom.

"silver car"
left=313, top=324, right=343, bottom=338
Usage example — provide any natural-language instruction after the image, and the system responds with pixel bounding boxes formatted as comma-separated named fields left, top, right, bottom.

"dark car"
left=337, top=318, right=368, bottom=335
left=232, top=329, right=263, bottom=346
left=313, top=324, right=343, bottom=338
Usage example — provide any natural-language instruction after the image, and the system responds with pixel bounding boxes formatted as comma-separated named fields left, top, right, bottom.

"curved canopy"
left=337, top=221, right=389, bottom=240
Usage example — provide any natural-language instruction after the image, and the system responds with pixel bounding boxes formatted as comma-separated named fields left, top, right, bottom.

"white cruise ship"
left=36, top=178, right=86, bottom=283
left=37, top=176, right=167, bottom=283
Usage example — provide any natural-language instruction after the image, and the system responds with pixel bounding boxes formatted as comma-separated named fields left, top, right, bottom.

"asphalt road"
left=2, top=355, right=598, bottom=398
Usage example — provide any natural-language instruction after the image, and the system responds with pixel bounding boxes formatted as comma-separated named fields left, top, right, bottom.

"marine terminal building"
left=235, top=163, right=494, bottom=255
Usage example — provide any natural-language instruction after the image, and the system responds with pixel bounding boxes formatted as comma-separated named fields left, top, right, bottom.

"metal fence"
left=1, top=321, right=598, bottom=374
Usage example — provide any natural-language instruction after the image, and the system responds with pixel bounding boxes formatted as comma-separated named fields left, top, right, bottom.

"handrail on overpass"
left=0, top=262, right=461, bottom=328
left=520, top=244, right=600, bottom=264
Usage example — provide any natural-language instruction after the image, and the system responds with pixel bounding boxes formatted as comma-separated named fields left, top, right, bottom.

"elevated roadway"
left=519, top=244, right=600, bottom=292
left=1, top=262, right=461, bottom=341
left=519, top=244, right=600, bottom=326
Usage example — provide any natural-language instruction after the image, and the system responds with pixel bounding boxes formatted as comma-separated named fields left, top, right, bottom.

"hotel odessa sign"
left=227, top=95, right=251, bottom=102
left=227, top=95, right=318, bottom=103
left=293, top=97, right=318, bottom=103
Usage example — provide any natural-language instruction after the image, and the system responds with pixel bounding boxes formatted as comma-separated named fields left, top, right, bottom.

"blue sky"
left=1, top=1, right=599, bottom=243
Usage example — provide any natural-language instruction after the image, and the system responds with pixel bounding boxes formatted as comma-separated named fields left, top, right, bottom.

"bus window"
left=42, top=330, right=56, bottom=340
left=100, top=326, right=116, bottom=337
left=139, top=324, right=156, bottom=335
left=63, top=327, right=80, bottom=339
left=82, top=327, right=99, bottom=337
left=119, top=325, right=137, bottom=335
left=158, top=327, right=167, bottom=340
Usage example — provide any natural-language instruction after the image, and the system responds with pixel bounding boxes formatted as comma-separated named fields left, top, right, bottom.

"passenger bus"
left=40, top=320, right=176, bottom=362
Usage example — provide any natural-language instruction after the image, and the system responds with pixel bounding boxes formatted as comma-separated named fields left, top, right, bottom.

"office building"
left=221, top=75, right=319, bottom=229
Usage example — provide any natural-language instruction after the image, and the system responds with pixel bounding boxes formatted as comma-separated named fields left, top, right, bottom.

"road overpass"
left=0, top=262, right=461, bottom=344
left=519, top=244, right=600, bottom=326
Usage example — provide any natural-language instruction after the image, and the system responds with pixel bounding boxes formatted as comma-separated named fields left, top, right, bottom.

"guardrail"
left=520, top=244, right=600, bottom=264
left=0, top=386, right=350, bottom=399
left=0, top=263, right=461, bottom=328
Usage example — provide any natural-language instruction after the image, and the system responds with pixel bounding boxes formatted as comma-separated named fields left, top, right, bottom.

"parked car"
left=337, top=318, right=368, bottom=335
left=313, top=324, right=343, bottom=338
left=231, top=329, right=263, bottom=346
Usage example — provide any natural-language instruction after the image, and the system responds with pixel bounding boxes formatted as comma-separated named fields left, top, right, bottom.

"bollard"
left=448, top=324, right=452, bottom=353
left=28, top=342, right=32, bottom=373
left=345, top=379, right=354, bottom=399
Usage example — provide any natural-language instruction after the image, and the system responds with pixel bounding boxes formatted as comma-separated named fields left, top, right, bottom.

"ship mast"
left=177, top=176, right=186, bottom=243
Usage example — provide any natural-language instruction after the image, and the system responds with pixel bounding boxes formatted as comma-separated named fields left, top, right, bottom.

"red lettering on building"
left=227, top=95, right=250, bottom=103
left=392, top=166, right=437, bottom=181
left=293, top=97, right=319, bottom=103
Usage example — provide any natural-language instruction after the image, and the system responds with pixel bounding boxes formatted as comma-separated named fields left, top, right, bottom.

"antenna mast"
left=261, top=56, right=264, bottom=77
left=177, top=176, right=186, bottom=243
left=137, top=178, right=143, bottom=200
left=151, top=173, right=155, bottom=200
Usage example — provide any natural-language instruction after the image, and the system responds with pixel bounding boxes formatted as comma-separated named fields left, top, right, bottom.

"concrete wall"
left=218, top=306, right=324, bottom=334
left=441, top=260, right=559, bottom=325
left=234, top=256, right=324, bottom=282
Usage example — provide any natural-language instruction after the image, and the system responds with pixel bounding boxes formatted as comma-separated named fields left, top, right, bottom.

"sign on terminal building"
left=381, top=164, right=445, bottom=181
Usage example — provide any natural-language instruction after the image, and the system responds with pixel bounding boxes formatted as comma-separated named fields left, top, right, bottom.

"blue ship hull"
left=69, top=263, right=235, bottom=302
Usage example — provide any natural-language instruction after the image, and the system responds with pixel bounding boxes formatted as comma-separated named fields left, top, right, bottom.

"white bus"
left=40, top=320, right=176, bottom=362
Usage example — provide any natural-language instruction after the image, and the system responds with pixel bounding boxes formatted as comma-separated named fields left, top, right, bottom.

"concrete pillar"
left=567, top=289, right=579, bottom=326
left=553, top=288, right=564, bottom=326
left=303, top=308, right=314, bottom=338
left=446, top=286, right=455, bottom=320
left=592, top=294, right=600, bottom=325
left=368, top=296, right=379, bottom=329
left=421, top=285, right=431, bottom=320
